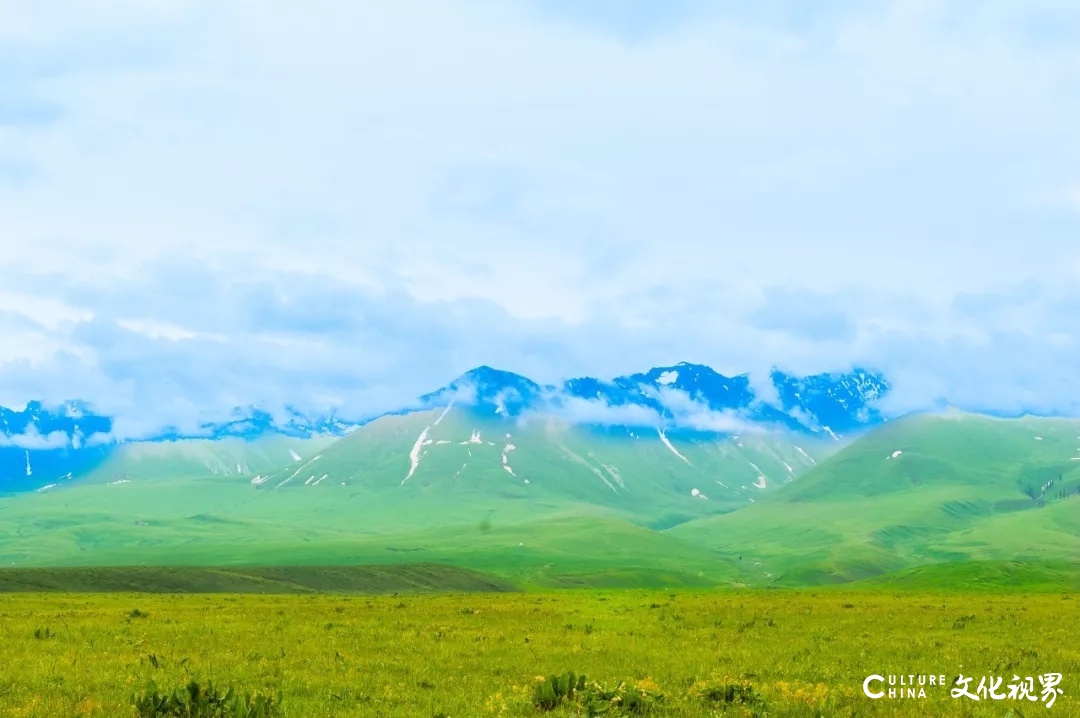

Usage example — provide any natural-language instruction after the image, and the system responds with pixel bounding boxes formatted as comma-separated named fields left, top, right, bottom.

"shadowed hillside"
left=0, top=564, right=517, bottom=594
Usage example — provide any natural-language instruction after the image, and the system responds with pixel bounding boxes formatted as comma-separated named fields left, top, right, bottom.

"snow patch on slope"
left=657, top=428, right=691, bottom=465
left=601, top=463, right=625, bottom=489
left=560, top=445, right=619, bottom=493
left=501, top=443, right=517, bottom=475
left=276, top=455, right=321, bottom=489
left=591, top=467, right=618, bottom=493
left=402, top=427, right=431, bottom=484
left=748, top=461, right=768, bottom=489
left=433, top=401, right=454, bottom=425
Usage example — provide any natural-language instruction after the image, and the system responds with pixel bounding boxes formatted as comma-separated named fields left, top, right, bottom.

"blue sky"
left=1, top=0, right=1080, bottom=436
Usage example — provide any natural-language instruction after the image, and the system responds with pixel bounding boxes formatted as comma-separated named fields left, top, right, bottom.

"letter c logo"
left=863, top=675, right=885, bottom=699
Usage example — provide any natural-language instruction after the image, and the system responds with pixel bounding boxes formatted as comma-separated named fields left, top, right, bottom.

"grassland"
left=847, top=560, right=1080, bottom=593
left=1, top=589, right=1077, bottom=716
left=0, top=508, right=746, bottom=589
left=0, top=564, right=515, bottom=594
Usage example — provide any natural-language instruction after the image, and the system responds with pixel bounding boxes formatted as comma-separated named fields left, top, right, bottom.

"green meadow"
left=2, top=588, right=1078, bottom=717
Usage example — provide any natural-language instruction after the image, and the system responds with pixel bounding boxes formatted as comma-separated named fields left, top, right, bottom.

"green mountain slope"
left=0, top=408, right=838, bottom=587
left=252, top=406, right=834, bottom=528
left=75, top=435, right=336, bottom=486
left=7, top=408, right=1076, bottom=590
left=668, top=412, right=1080, bottom=584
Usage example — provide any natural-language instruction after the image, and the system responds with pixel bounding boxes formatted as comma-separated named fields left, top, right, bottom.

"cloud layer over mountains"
left=1, top=362, right=885, bottom=449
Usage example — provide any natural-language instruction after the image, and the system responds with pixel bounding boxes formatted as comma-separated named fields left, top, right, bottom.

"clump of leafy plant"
left=33, top=627, right=54, bottom=640
left=132, top=680, right=282, bottom=717
left=690, top=676, right=766, bottom=709
left=533, top=671, right=663, bottom=714
left=952, top=614, right=976, bottom=629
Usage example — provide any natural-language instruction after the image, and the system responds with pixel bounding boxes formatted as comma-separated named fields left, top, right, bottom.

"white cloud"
left=0, top=1, right=1079, bottom=429
left=1063, top=184, right=1080, bottom=212
left=529, top=395, right=663, bottom=428
left=671, top=408, right=763, bottom=435
left=519, top=384, right=769, bottom=434
left=0, top=291, right=93, bottom=330
left=643, top=385, right=769, bottom=434
left=0, top=427, right=71, bottom=449
left=116, top=318, right=225, bottom=342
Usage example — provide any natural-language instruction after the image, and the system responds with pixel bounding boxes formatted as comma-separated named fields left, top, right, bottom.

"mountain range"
left=0, top=362, right=889, bottom=493
left=1, top=360, right=1077, bottom=590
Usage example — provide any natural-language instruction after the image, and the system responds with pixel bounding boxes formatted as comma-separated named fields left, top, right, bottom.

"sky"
left=1, top=0, right=1080, bottom=437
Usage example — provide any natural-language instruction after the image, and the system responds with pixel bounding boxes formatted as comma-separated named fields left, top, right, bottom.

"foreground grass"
left=1, top=590, right=1077, bottom=716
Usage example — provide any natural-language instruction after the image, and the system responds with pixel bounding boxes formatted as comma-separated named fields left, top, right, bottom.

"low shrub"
left=533, top=671, right=663, bottom=714
left=132, top=680, right=282, bottom=717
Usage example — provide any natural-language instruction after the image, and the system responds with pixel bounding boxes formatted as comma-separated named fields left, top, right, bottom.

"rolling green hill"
left=3, top=409, right=1079, bottom=590
left=253, top=406, right=833, bottom=525
left=843, top=559, right=1080, bottom=592
left=0, top=408, right=837, bottom=587
left=78, top=435, right=336, bottom=486
left=669, top=412, right=1080, bottom=584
